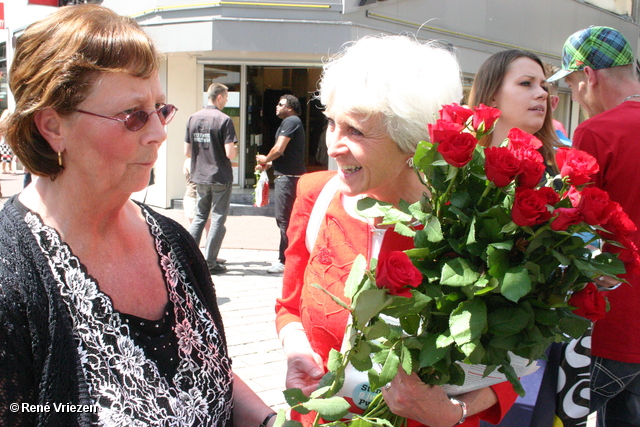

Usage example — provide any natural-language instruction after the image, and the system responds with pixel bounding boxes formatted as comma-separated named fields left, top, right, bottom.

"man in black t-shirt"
left=256, top=94, right=306, bottom=274
left=185, top=83, right=237, bottom=275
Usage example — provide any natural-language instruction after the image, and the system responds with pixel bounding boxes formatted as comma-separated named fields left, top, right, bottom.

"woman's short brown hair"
left=1, top=4, right=160, bottom=179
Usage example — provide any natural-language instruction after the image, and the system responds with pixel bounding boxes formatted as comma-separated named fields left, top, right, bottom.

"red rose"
left=551, top=207, right=583, bottom=231
left=569, top=283, right=607, bottom=322
left=556, top=147, right=599, bottom=186
left=565, top=186, right=582, bottom=207
left=437, top=132, right=478, bottom=168
left=507, top=128, right=543, bottom=150
left=577, top=186, right=614, bottom=225
left=485, top=147, right=521, bottom=187
left=376, top=251, right=423, bottom=298
left=428, top=120, right=464, bottom=144
left=511, top=187, right=558, bottom=227
left=538, top=186, right=561, bottom=205
left=513, top=147, right=546, bottom=188
left=440, top=103, right=474, bottom=126
left=472, top=104, right=501, bottom=133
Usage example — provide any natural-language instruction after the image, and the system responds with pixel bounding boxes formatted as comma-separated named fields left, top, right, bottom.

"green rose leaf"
left=352, top=290, right=394, bottom=329
left=364, top=318, right=391, bottom=341
left=574, top=252, right=626, bottom=277
left=344, top=255, right=368, bottom=299
left=487, top=305, right=531, bottom=336
left=350, top=419, right=375, bottom=427
left=310, top=386, right=332, bottom=399
left=355, top=197, right=393, bottom=218
left=425, top=215, right=444, bottom=242
left=501, top=266, right=532, bottom=303
left=400, top=342, right=413, bottom=374
left=533, top=307, right=559, bottom=326
left=404, top=247, right=433, bottom=259
left=284, top=388, right=310, bottom=413
left=459, top=340, right=478, bottom=357
left=500, top=221, right=519, bottom=234
left=409, top=200, right=429, bottom=223
left=419, top=335, right=449, bottom=368
left=558, top=310, right=591, bottom=339
left=449, top=298, right=487, bottom=345
left=351, top=341, right=373, bottom=372
left=499, top=363, right=525, bottom=397
left=302, top=396, right=351, bottom=421
left=327, top=348, right=344, bottom=372
left=393, top=221, right=416, bottom=238
left=317, top=371, right=345, bottom=400
left=487, top=246, right=510, bottom=279
left=441, top=258, right=480, bottom=287
left=377, top=344, right=401, bottom=386
left=273, top=410, right=299, bottom=427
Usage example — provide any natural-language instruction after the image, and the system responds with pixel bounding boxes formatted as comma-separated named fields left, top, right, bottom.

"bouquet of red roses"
left=275, top=104, right=638, bottom=427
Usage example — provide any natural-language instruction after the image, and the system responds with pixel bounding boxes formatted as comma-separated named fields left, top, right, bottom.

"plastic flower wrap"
left=275, top=104, right=638, bottom=427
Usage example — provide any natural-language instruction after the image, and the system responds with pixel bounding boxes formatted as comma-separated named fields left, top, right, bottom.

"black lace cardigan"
left=0, top=196, right=229, bottom=426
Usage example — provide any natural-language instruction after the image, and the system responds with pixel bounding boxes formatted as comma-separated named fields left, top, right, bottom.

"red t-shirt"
left=574, top=101, right=640, bottom=363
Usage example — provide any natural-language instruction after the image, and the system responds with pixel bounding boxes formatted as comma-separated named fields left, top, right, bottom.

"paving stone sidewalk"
left=211, top=248, right=288, bottom=410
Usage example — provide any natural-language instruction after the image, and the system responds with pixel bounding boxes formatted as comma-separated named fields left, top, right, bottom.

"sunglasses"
left=76, top=104, right=178, bottom=132
left=277, top=102, right=287, bottom=107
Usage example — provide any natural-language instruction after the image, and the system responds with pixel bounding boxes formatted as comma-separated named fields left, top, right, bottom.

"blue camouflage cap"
left=547, top=26, right=634, bottom=82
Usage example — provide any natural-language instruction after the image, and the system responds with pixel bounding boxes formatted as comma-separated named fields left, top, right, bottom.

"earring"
left=58, top=151, right=62, bottom=166
left=406, top=157, right=415, bottom=168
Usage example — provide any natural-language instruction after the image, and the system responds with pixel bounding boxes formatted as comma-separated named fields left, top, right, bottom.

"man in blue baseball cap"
left=551, top=25, right=640, bottom=427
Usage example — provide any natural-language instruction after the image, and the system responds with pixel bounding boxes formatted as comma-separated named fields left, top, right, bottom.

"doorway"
left=245, top=66, right=326, bottom=187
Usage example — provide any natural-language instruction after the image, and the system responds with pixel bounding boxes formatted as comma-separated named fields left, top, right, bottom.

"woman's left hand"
left=381, top=369, right=462, bottom=427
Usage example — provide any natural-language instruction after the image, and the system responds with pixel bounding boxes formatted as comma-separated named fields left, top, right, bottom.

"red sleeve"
left=472, top=381, right=518, bottom=425
left=275, top=171, right=336, bottom=333
left=573, top=125, right=612, bottom=190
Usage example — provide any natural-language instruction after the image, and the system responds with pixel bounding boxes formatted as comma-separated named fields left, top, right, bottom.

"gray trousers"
left=189, top=181, right=232, bottom=270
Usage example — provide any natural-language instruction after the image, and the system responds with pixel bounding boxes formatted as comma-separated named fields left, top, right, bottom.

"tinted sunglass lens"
left=125, top=110, right=148, bottom=131
left=160, top=105, right=177, bottom=124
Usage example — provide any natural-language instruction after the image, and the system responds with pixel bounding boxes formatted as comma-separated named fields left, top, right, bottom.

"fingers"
left=595, top=275, right=623, bottom=289
left=285, top=353, right=325, bottom=395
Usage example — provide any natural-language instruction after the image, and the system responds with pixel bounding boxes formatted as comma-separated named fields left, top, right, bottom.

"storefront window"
left=245, top=66, right=325, bottom=187
left=585, top=0, right=633, bottom=16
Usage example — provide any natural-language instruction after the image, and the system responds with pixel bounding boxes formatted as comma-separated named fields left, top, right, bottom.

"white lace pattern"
left=24, top=207, right=233, bottom=426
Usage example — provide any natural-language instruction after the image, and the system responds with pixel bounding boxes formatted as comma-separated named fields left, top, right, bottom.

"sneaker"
left=209, top=264, right=228, bottom=275
left=267, top=262, right=285, bottom=274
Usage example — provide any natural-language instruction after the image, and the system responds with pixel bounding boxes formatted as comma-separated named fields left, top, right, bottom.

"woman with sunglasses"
left=0, top=5, right=276, bottom=427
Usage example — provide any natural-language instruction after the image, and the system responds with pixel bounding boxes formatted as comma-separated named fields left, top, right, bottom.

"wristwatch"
left=450, top=398, right=468, bottom=426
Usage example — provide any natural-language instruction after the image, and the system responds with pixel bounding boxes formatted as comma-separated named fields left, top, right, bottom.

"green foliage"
left=276, top=111, right=630, bottom=427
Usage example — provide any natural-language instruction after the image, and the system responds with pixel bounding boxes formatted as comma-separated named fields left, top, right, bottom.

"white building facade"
left=2, top=0, right=639, bottom=207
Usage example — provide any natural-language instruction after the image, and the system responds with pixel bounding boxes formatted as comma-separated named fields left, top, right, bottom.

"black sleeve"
left=0, top=276, right=38, bottom=427
left=277, top=117, right=301, bottom=139
left=219, top=117, right=238, bottom=146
